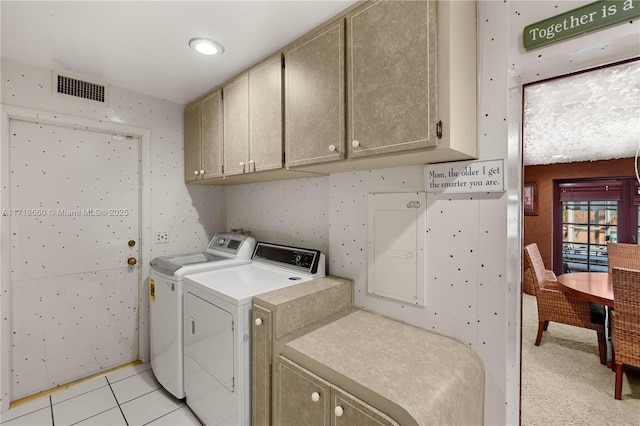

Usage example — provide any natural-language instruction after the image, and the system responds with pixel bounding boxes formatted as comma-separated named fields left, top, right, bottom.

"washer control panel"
left=252, top=242, right=325, bottom=276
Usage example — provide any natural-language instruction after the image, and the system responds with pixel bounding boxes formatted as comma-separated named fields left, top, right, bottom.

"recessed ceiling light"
left=189, top=38, right=224, bottom=56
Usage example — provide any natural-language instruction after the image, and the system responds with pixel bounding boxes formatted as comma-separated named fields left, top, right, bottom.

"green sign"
left=523, top=0, right=640, bottom=50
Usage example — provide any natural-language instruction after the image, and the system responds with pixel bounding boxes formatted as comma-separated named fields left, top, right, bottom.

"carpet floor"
left=521, top=293, right=640, bottom=425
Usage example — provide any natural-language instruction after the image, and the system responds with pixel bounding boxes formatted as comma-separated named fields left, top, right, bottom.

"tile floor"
left=0, top=363, right=201, bottom=425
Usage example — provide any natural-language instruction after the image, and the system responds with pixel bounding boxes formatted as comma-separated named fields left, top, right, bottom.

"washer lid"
left=150, top=252, right=224, bottom=276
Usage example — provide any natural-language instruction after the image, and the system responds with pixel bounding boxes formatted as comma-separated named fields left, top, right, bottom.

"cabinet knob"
left=311, top=392, right=320, bottom=402
left=334, top=406, right=344, bottom=417
left=254, top=318, right=263, bottom=326
left=328, top=144, right=336, bottom=152
left=352, top=140, right=360, bottom=148
left=194, top=170, right=199, bottom=176
left=200, top=170, right=204, bottom=174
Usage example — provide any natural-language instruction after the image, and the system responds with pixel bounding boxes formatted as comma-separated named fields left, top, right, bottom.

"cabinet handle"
left=328, top=144, right=336, bottom=152
left=194, top=170, right=199, bottom=176
left=352, top=140, right=360, bottom=148
left=311, top=392, right=320, bottom=402
left=191, top=318, right=196, bottom=335
left=249, top=160, right=255, bottom=172
left=334, top=406, right=344, bottom=417
left=239, top=162, right=245, bottom=173
left=254, top=318, right=263, bottom=326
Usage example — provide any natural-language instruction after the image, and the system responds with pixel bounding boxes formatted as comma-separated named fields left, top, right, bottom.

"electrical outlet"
left=155, top=231, right=169, bottom=244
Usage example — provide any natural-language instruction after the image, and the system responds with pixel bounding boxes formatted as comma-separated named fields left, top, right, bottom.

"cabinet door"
left=346, top=0, right=437, bottom=158
left=252, top=304, right=273, bottom=426
left=276, top=356, right=330, bottom=426
left=332, top=387, right=399, bottom=426
left=284, top=20, right=344, bottom=167
left=184, top=101, right=201, bottom=182
left=249, top=54, right=283, bottom=172
left=201, top=89, right=223, bottom=179
left=223, top=74, right=250, bottom=176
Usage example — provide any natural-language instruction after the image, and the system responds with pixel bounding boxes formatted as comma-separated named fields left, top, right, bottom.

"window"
left=554, top=178, right=638, bottom=275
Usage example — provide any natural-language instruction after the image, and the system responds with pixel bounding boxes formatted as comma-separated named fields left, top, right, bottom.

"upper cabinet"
left=222, top=74, right=249, bottom=177
left=223, top=54, right=283, bottom=177
left=184, top=0, right=478, bottom=185
left=346, top=0, right=437, bottom=158
left=184, top=89, right=223, bottom=182
left=284, top=20, right=345, bottom=168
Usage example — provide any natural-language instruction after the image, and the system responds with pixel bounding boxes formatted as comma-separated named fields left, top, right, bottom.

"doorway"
left=521, top=60, right=640, bottom=421
left=1, top=107, right=151, bottom=405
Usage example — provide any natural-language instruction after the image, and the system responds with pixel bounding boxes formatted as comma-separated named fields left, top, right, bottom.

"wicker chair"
left=607, top=242, right=640, bottom=272
left=524, top=243, right=607, bottom=364
left=611, top=267, right=640, bottom=400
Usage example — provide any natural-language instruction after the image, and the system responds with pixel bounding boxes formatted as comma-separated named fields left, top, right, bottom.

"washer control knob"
left=254, top=318, right=263, bottom=326
left=311, top=392, right=320, bottom=402
left=352, top=140, right=360, bottom=148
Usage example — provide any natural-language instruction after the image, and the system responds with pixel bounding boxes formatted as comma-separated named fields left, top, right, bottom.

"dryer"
left=182, top=242, right=325, bottom=425
left=149, top=232, right=255, bottom=399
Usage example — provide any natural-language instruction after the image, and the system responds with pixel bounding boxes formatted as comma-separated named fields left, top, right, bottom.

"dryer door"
left=184, top=292, right=234, bottom=392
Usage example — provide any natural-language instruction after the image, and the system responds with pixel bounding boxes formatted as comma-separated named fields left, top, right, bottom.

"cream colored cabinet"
left=284, top=19, right=344, bottom=167
left=184, top=89, right=223, bottom=181
left=252, top=304, right=273, bottom=426
left=276, top=356, right=399, bottom=426
left=346, top=0, right=437, bottom=158
left=223, top=54, right=283, bottom=177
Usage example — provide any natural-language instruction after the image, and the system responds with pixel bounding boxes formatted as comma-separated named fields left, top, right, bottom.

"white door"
left=8, top=118, right=140, bottom=399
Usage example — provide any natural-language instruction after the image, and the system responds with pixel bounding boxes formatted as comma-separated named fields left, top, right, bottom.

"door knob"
left=127, top=257, right=137, bottom=266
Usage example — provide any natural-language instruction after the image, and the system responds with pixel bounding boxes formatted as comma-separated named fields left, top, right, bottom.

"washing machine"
left=182, top=242, right=326, bottom=425
left=149, top=232, right=256, bottom=399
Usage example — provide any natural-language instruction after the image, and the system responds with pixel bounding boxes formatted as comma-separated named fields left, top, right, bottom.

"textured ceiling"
left=523, top=60, right=640, bottom=166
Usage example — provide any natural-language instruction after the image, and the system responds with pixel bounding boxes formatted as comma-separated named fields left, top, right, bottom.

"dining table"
left=557, top=271, right=613, bottom=308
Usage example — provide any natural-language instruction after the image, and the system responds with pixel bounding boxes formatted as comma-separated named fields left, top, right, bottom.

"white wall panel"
left=1, top=58, right=225, bottom=405
left=225, top=177, right=330, bottom=255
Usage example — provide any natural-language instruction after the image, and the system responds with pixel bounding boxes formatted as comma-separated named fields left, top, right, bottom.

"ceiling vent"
left=52, top=72, right=109, bottom=106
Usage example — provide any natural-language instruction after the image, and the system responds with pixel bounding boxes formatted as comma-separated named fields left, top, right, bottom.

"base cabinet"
left=252, top=304, right=273, bottom=426
left=276, top=356, right=399, bottom=426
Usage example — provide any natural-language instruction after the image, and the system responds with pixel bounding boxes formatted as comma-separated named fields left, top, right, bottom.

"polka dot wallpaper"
left=1, top=58, right=225, bottom=400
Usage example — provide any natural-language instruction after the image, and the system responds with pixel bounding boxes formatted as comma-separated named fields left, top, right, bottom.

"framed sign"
left=524, top=182, right=538, bottom=216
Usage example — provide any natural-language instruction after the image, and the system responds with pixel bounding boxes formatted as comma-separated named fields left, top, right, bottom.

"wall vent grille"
left=54, top=73, right=108, bottom=104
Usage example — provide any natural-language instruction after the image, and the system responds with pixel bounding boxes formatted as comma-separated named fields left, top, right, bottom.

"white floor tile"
left=72, top=407, right=126, bottom=425
left=106, top=363, right=151, bottom=384
left=50, top=377, right=109, bottom=404
left=52, top=385, right=117, bottom=425
left=144, top=406, right=201, bottom=425
left=1, top=406, right=52, bottom=426
left=110, top=369, right=160, bottom=404
left=120, top=389, right=182, bottom=426
left=0, top=396, right=50, bottom=422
